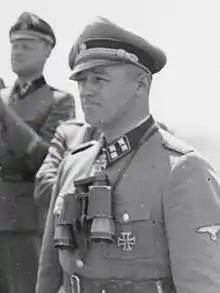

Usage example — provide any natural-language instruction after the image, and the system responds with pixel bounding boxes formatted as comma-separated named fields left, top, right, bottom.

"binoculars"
left=54, top=174, right=116, bottom=250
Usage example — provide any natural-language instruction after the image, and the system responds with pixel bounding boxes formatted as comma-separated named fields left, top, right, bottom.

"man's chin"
left=84, top=115, right=100, bottom=128
left=12, top=64, right=31, bottom=75
left=12, top=67, right=26, bottom=76
left=86, top=119, right=99, bottom=128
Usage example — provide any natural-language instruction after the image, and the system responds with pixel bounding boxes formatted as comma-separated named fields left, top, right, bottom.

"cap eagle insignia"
left=196, top=224, right=220, bottom=242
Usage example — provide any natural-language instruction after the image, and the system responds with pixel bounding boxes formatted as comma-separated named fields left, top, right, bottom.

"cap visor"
left=10, top=33, right=40, bottom=42
left=10, top=31, right=54, bottom=46
left=69, top=59, right=122, bottom=80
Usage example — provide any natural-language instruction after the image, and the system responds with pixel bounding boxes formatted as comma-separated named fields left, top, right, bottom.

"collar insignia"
left=93, top=115, right=157, bottom=168
left=106, top=135, right=131, bottom=163
left=11, top=76, right=46, bottom=102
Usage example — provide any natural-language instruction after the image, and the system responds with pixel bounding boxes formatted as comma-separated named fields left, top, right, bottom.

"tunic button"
left=122, top=213, right=129, bottom=222
left=101, top=289, right=106, bottom=293
left=76, top=259, right=84, bottom=268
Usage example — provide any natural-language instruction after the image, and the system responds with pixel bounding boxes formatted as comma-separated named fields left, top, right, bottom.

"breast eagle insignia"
left=196, top=224, right=220, bottom=242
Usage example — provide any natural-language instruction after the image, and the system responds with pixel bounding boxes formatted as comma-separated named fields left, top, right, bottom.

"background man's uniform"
left=0, top=12, right=74, bottom=293
left=34, top=120, right=92, bottom=209
left=36, top=18, right=220, bottom=293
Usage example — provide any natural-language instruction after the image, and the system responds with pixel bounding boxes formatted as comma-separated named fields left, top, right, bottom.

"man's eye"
left=95, top=76, right=102, bottom=81
left=22, top=44, right=32, bottom=50
left=26, top=45, right=34, bottom=49
left=77, top=77, right=86, bottom=82
left=76, top=75, right=87, bottom=83
left=94, top=76, right=107, bottom=82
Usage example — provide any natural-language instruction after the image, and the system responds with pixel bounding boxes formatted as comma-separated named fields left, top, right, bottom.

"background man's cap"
left=9, top=12, right=56, bottom=48
left=69, top=17, right=167, bottom=79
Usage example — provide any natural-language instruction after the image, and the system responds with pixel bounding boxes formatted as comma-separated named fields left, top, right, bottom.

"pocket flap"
left=114, top=199, right=151, bottom=223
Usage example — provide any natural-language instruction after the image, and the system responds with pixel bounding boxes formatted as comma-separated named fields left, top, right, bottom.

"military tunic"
left=0, top=79, right=74, bottom=293
left=34, top=120, right=93, bottom=209
left=36, top=118, right=220, bottom=293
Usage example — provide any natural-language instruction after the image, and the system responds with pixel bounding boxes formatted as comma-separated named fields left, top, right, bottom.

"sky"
left=1, top=0, right=220, bottom=138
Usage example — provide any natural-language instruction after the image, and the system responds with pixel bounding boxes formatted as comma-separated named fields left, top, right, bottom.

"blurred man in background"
left=0, top=12, right=74, bottom=293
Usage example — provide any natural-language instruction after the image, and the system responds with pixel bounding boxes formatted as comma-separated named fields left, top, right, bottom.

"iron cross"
left=117, top=232, right=136, bottom=251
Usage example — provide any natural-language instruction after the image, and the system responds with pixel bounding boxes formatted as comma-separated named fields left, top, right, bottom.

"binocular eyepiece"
left=54, top=223, right=78, bottom=250
left=53, top=192, right=80, bottom=250
left=88, top=181, right=115, bottom=243
left=53, top=174, right=116, bottom=250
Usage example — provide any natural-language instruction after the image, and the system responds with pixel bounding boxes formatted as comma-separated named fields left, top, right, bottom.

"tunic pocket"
left=102, top=199, right=155, bottom=260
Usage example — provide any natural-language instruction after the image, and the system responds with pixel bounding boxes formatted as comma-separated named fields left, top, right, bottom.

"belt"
left=63, top=272, right=175, bottom=293
left=0, top=169, right=35, bottom=182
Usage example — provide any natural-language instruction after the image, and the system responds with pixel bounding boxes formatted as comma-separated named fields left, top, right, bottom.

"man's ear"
left=137, top=72, right=150, bottom=92
left=44, top=42, right=53, bottom=58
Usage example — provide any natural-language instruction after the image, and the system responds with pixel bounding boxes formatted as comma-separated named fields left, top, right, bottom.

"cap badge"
left=30, top=14, right=40, bottom=25
left=79, top=43, right=87, bottom=52
left=20, top=22, right=29, bottom=30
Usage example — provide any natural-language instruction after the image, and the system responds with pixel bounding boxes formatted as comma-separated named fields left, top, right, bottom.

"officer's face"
left=11, top=38, right=51, bottom=76
left=76, top=64, right=138, bottom=128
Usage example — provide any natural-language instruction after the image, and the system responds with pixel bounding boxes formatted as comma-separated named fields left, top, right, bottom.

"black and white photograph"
left=0, top=1, right=220, bottom=292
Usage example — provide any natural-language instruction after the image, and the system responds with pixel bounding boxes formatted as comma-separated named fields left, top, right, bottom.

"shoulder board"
left=160, top=129, right=193, bottom=155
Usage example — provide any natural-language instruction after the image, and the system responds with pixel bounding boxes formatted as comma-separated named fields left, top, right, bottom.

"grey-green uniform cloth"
left=0, top=81, right=74, bottom=293
left=36, top=120, right=220, bottom=293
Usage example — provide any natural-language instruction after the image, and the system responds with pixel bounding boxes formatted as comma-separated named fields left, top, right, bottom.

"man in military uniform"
left=0, top=12, right=74, bottom=293
left=36, top=17, right=220, bottom=293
